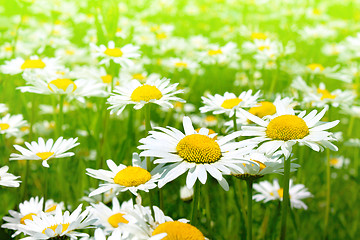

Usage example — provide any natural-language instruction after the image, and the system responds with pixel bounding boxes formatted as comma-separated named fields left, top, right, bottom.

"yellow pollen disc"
left=130, top=85, right=163, bottom=102
left=205, top=115, right=217, bottom=122
left=266, top=115, right=309, bottom=141
left=252, top=160, right=266, bottom=171
left=45, top=205, right=57, bottom=212
left=208, top=49, right=222, bottom=56
left=152, top=221, right=204, bottom=240
left=313, top=8, right=321, bottom=15
left=20, top=126, right=30, bottom=132
left=317, top=88, right=336, bottom=100
left=108, top=213, right=129, bottom=228
left=176, top=134, right=221, bottom=164
left=258, top=45, right=270, bottom=51
left=36, top=152, right=54, bottom=160
left=20, top=213, right=36, bottom=224
left=132, top=73, right=146, bottom=81
left=330, top=158, right=339, bottom=166
left=174, top=62, right=188, bottom=68
left=65, top=50, right=75, bottom=55
left=113, top=166, right=151, bottom=187
left=0, top=123, right=10, bottom=130
left=307, top=63, right=324, bottom=72
left=101, top=74, right=112, bottom=84
left=156, top=33, right=167, bottom=39
left=221, top=98, right=242, bottom=109
left=48, top=78, right=77, bottom=92
left=5, top=46, right=13, bottom=52
left=251, top=32, right=267, bottom=40
left=277, top=188, right=283, bottom=199
left=249, top=101, right=276, bottom=118
left=42, top=223, right=69, bottom=234
left=21, top=59, right=46, bottom=69
left=104, top=48, right=123, bottom=57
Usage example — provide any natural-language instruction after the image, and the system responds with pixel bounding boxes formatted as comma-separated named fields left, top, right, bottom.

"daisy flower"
left=329, top=155, right=350, bottom=169
left=90, top=197, right=137, bottom=233
left=239, top=103, right=339, bottom=158
left=0, top=103, right=8, bottom=114
left=10, top=137, right=80, bottom=168
left=91, top=40, right=141, bottom=67
left=86, top=153, right=161, bottom=196
left=0, top=165, right=21, bottom=187
left=231, top=151, right=299, bottom=181
left=0, top=114, right=27, bottom=138
left=253, top=179, right=313, bottom=210
left=2, top=197, right=44, bottom=237
left=200, top=90, right=261, bottom=117
left=19, top=204, right=95, bottom=239
left=138, top=116, right=256, bottom=190
left=107, top=77, right=184, bottom=115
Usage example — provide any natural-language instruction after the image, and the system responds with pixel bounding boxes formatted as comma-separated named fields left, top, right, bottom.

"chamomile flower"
left=91, top=40, right=141, bottom=67
left=253, top=179, right=313, bottom=209
left=2, top=197, right=44, bottom=237
left=10, top=137, right=80, bottom=168
left=231, top=151, right=299, bottom=181
left=0, top=165, right=21, bottom=188
left=240, top=103, right=339, bottom=158
left=19, top=204, right=95, bottom=239
left=329, top=155, right=350, bottom=169
left=45, top=199, right=65, bottom=214
left=138, top=116, right=256, bottom=190
left=0, top=114, right=27, bottom=138
left=200, top=90, right=261, bottom=117
left=107, top=78, right=184, bottom=115
left=0, top=56, right=60, bottom=75
left=0, top=103, right=8, bottom=114
left=90, top=197, right=136, bottom=233
left=86, top=153, right=161, bottom=196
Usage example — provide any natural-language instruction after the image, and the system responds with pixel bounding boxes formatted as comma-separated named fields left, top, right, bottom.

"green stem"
left=280, top=155, right=291, bottom=240
left=191, top=182, right=200, bottom=225
left=347, top=116, right=355, bottom=138
left=324, top=149, right=331, bottom=240
left=57, top=95, right=65, bottom=137
left=247, top=180, right=253, bottom=240
left=43, top=167, right=48, bottom=209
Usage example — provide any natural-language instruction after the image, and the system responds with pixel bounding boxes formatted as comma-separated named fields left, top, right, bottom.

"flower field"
left=0, top=0, right=359, bottom=239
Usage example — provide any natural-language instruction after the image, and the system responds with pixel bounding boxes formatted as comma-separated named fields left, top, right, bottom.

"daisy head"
left=107, top=77, right=185, bottom=115
left=139, top=116, right=256, bottom=190
left=86, top=153, right=161, bottom=196
left=200, top=90, right=261, bottom=117
left=91, top=40, right=141, bottom=67
left=10, top=137, right=80, bottom=168
left=0, top=114, right=27, bottom=138
left=19, top=204, right=95, bottom=239
left=240, top=103, right=339, bottom=158
left=0, top=165, right=21, bottom=188
left=253, top=179, right=313, bottom=210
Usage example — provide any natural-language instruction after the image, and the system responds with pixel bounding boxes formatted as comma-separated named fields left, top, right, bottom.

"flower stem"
left=324, top=149, right=331, bottom=240
left=191, top=181, right=201, bottom=225
left=57, top=95, right=65, bottom=137
left=280, top=155, right=291, bottom=240
left=43, top=167, right=48, bottom=209
left=247, top=180, right=253, bottom=240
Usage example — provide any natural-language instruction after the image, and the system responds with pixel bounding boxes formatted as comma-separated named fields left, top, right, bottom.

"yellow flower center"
left=132, top=73, right=146, bottom=81
left=101, top=74, right=112, bottom=84
left=176, top=134, right=221, bottom=164
left=0, top=123, right=10, bottom=130
left=156, top=33, right=168, bottom=39
left=252, top=160, right=266, bottom=172
left=249, top=101, right=276, bottom=119
left=108, top=213, right=129, bottom=228
left=174, top=62, right=188, bottom=68
left=21, top=59, right=46, bottom=69
left=20, top=213, right=36, bottom=224
left=65, top=50, right=75, bottom=55
left=113, top=166, right=151, bottom=187
left=5, top=46, right=13, bottom=52
left=42, top=223, right=69, bottom=234
left=130, top=85, right=163, bottom=102
left=266, top=115, right=309, bottom=141
left=258, top=45, right=270, bottom=51
left=221, top=98, right=242, bottom=109
left=208, top=49, right=222, bottom=56
left=251, top=32, right=267, bottom=40
left=45, top=205, right=57, bottom=213
left=317, top=88, right=336, bottom=100
left=152, top=221, right=204, bottom=240
left=205, top=115, right=217, bottom=122
left=330, top=158, right=339, bottom=166
left=48, top=79, right=77, bottom=92
left=277, top=188, right=283, bottom=199
left=307, top=63, right=324, bottom=72
left=104, top=48, right=123, bottom=57
left=36, top=152, right=54, bottom=160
